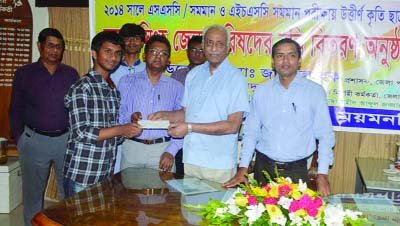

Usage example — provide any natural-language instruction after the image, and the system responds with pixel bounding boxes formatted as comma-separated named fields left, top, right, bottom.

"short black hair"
left=144, top=35, right=171, bottom=57
left=119, top=23, right=145, bottom=42
left=188, top=35, right=202, bottom=49
left=272, top=38, right=302, bottom=58
left=38, top=28, right=65, bottom=49
left=91, top=31, right=125, bottom=53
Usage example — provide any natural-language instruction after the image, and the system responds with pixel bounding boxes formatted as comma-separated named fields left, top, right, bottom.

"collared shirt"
left=118, top=70, right=184, bottom=156
left=110, top=57, right=146, bottom=87
left=9, top=59, right=80, bottom=142
left=239, top=74, right=335, bottom=174
left=182, top=58, right=250, bottom=169
left=64, top=69, right=121, bottom=187
left=171, top=66, right=190, bottom=85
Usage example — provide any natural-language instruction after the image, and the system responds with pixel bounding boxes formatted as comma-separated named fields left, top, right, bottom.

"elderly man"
left=150, top=24, right=249, bottom=183
left=170, top=35, right=206, bottom=174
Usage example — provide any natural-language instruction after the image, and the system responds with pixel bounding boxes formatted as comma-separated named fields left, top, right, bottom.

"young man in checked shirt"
left=63, top=31, right=142, bottom=197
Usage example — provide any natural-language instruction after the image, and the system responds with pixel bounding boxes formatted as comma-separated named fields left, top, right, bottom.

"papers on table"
left=166, top=178, right=218, bottom=195
left=138, top=120, right=169, bottom=129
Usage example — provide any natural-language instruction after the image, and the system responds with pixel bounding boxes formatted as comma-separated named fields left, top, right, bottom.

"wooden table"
left=33, top=166, right=400, bottom=226
left=31, top=168, right=227, bottom=226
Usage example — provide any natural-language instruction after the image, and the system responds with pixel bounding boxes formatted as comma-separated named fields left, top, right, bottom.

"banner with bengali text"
left=90, top=0, right=400, bottom=134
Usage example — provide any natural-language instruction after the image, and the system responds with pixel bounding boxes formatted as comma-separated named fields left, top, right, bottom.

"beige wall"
left=28, top=0, right=48, bottom=61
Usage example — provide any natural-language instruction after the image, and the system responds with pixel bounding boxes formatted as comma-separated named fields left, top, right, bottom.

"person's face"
left=144, top=41, right=170, bottom=71
left=124, top=36, right=144, bottom=55
left=202, top=28, right=229, bottom=67
left=272, top=43, right=301, bottom=78
left=92, top=41, right=122, bottom=74
left=187, top=42, right=205, bottom=66
left=37, top=36, right=64, bottom=64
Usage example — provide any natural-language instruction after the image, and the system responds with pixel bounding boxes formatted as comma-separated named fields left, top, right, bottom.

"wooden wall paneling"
left=358, top=133, right=399, bottom=159
left=329, top=131, right=361, bottom=194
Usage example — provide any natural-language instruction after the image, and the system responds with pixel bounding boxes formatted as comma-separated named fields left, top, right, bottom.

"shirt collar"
left=203, top=57, right=229, bottom=75
left=120, top=57, right=141, bottom=67
left=273, top=72, right=302, bottom=88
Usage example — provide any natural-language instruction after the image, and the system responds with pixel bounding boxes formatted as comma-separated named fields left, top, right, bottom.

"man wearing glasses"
left=118, top=35, right=184, bottom=172
left=149, top=25, right=249, bottom=183
left=9, top=28, right=80, bottom=226
left=170, top=35, right=206, bottom=174
left=171, top=35, right=206, bottom=85
left=111, top=23, right=146, bottom=173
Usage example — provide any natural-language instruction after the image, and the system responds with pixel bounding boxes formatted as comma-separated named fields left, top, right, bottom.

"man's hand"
left=159, top=152, right=174, bottom=172
left=148, top=111, right=168, bottom=120
left=120, top=122, right=142, bottom=138
left=316, top=174, right=331, bottom=196
left=131, top=112, right=142, bottom=122
left=223, top=167, right=249, bottom=188
left=167, top=122, right=188, bottom=138
left=159, top=170, right=174, bottom=182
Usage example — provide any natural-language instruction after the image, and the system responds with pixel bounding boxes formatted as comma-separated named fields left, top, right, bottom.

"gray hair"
left=202, top=24, right=230, bottom=48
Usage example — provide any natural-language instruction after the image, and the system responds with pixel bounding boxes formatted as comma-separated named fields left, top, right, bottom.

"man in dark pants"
left=9, top=28, right=80, bottom=226
left=224, top=38, right=335, bottom=196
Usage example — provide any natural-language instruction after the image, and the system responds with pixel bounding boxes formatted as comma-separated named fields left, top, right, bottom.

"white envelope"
left=138, top=120, right=170, bottom=129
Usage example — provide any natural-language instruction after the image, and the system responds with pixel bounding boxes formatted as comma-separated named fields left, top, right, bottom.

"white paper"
left=166, top=178, right=218, bottom=195
left=138, top=120, right=169, bottom=129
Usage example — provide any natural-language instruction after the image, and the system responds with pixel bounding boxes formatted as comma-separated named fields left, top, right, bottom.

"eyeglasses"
left=189, top=48, right=204, bottom=54
left=44, top=43, right=63, bottom=50
left=148, top=49, right=170, bottom=57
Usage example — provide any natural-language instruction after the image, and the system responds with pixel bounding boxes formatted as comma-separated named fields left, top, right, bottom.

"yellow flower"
left=268, top=185, right=279, bottom=198
left=251, top=185, right=267, bottom=197
left=235, top=195, right=248, bottom=207
left=294, top=209, right=307, bottom=217
left=291, top=190, right=302, bottom=200
left=304, top=188, right=317, bottom=197
left=266, top=204, right=283, bottom=218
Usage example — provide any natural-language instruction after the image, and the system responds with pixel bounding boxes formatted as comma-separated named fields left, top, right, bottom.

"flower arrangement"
left=187, top=171, right=372, bottom=226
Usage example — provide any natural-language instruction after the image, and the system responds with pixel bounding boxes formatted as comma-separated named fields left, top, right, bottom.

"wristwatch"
left=187, top=123, right=192, bottom=133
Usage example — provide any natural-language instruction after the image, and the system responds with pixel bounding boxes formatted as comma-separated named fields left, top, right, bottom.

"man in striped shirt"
left=118, top=35, right=184, bottom=172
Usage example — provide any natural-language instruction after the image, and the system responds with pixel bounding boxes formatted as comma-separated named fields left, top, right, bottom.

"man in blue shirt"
left=118, top=35, right=184, bottom=172
left=111, top=23, right=146, bottom=86
left=170, top=35, right=206, bottom=174
left=149, top=25, right=249, bottom=183
left=111, top=23, right=146, bottom=173
left=224, top=38, right=335, bottom=196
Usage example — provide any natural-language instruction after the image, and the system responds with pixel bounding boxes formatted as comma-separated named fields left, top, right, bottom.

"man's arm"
left=66, top=85, right=142, bottom=143
left=148, top=108, right=185, bottom=123
left=9, top=71, right=25, bottom=143
left=313, top=86, right=335, bottom=196
left=167, top=111, right=243, bottom=138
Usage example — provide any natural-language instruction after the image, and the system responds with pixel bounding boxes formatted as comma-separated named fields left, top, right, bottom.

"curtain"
left=49, top=7, right=90, bottom=75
